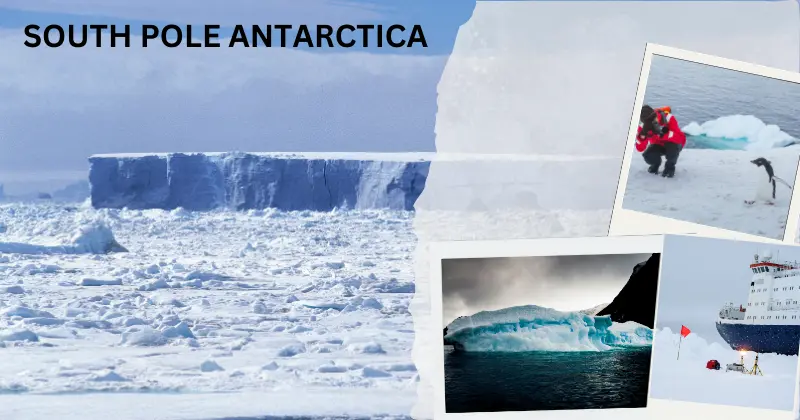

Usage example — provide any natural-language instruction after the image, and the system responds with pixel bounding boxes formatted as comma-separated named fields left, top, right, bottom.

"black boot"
left=647, top=165, right=659, bottom=174
left=662, top=167, right=675, bottom=178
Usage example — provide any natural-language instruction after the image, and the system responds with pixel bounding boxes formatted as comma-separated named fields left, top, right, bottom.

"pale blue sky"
left=0, top=0, right=475, bottom=187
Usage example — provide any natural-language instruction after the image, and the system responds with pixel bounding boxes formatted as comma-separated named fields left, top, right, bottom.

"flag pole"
left=677, top=334, right=682, bottom=360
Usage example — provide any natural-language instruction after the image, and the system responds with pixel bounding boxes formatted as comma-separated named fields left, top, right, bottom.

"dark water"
left=645, top=55, right=800, bottom=138
left=644, top=55, right=800, bottom=150
left=444, top=347, right=652, bottom=413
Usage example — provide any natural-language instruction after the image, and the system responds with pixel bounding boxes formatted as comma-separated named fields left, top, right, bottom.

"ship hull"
left=715, top=321, right=800, bottom=355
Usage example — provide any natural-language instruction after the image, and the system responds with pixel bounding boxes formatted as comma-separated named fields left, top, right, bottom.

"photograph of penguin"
left=745, top=157, right=777, bottom=206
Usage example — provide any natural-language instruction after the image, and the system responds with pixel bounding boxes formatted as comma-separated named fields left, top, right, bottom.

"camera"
left=641, top=117, right=668, bottom=138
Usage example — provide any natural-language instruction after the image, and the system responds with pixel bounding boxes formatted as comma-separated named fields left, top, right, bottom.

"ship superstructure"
left=715, top=251, right=800, bottom=355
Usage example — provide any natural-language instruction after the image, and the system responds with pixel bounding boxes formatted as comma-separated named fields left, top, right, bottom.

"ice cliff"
left=88, top=152, right=430, bottom=211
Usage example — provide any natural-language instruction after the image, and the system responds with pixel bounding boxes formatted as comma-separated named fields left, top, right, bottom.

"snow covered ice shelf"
left=649, top=328, right=798, bottom=411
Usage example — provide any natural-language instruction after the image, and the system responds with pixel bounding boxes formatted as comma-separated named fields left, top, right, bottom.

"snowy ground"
left=0, top=202, right=421, bottom=419
left=622, top=147, right=800, bottom=240
left=0, top=202, right=613, bottom=420
left=649, top=328, right=798, bottom=411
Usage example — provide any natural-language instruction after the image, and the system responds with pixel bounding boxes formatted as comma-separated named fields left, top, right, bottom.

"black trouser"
left=642, top=142, right=682, bottom=172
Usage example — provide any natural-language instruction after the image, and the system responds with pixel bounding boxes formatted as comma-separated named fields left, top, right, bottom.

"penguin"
left=745, top=157, right=776, bottom=206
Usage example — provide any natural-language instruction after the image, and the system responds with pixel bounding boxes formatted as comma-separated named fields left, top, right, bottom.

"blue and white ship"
left=715, top=251, right=800, bottom=356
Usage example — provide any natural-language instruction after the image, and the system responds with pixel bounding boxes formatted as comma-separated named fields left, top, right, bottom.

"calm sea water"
left=444, top=346, right=652, bottom=413
left=644, top=55, right=800, bottom=150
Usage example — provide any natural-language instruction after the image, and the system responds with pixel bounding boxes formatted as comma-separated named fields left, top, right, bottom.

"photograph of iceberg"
left=441, top=252, right=660, bottom=413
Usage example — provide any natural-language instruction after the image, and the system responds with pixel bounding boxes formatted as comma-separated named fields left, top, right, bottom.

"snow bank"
left=683, top=115, right=797, bottom=151
left=444, top=305, right=652, bottom=352
left=88, top=152, right=430, bottom=211
left=0, top=220, right=126, bottom=255
left=649, top=327, right=799, bottom=411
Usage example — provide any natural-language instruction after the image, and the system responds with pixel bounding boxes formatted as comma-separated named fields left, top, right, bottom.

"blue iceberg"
left=444, top=305, right=652, bottom=353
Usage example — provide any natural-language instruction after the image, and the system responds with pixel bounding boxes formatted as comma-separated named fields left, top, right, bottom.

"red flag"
left=680, top=325, right=691, bottom=338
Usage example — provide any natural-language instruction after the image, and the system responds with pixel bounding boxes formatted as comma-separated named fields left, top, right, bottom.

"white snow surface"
left=623, top=146, right=800, bottom=240
left=0, top=202, right=422, bottom=418
left=444, top=305, right=651, bottom=352
left=649, top=327, right=799, bottom=411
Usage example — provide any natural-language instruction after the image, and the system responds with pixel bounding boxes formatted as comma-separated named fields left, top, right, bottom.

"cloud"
left=0, top=30, right=445, bottom=173
left=441, top=253, right=651, bottom=326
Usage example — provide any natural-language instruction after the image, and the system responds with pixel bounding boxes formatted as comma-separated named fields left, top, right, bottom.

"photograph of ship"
left=441, top=252, right=660, bottom=413
left=649, top=234, right=800, bottom=411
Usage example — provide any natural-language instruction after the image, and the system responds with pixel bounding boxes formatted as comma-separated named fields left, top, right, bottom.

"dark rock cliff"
left=596, top=253, right=660, bottom=329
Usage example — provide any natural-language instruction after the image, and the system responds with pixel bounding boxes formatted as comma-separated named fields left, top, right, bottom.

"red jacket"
left=635, top=110, right=687, bottom=152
